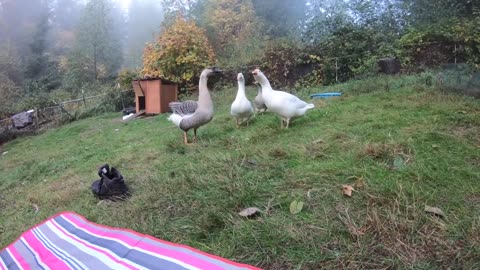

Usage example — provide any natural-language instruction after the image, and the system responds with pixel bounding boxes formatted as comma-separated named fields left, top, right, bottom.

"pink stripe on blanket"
left=22, top=232, right=70, bottom=270
left=63, top=214, right=225, bottom=270
left=49, top=220, right=138, bottom=270
left=23, top=231, right=70, bottom=270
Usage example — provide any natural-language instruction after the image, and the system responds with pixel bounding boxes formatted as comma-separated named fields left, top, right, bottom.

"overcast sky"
left=116, top=0, right=132, bottom=11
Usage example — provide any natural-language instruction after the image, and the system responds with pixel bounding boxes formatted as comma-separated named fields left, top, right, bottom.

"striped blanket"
left=0, top=212, right=260, bottom=270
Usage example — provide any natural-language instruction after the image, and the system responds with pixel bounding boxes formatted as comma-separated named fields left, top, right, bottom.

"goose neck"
left=198, top=75, right=213, bottom=108
left=236, top=81, right=246, bottom=99
left=259, top=79, right=272, bottom=92
left=257, top=87, right=262, bottom=95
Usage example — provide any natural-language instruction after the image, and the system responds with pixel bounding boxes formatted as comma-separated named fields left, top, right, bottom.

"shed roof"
left=133, top=77, right=178, bottom=85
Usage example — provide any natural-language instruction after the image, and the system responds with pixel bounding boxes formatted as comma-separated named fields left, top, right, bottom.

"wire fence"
left=0, top=90, right=132, bottom=143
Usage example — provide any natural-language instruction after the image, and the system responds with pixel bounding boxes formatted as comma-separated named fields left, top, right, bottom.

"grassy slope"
left=1, top=75, right=479, bottom=269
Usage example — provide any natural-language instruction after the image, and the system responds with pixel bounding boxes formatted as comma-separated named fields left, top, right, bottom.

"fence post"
left=82, top=88, right=86, bottom=107
left=454, top=43, right=457, bottom=65
left=335, top=58, right=339, bottom=83
left=34, top=108, right=39, bottom=130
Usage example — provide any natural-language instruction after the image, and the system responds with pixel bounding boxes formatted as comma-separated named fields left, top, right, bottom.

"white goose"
left=253, top=82, right=267, bottom=114
left=252, top=68, right=314, bottom=128
left=230, top=73, right=254, bottom=127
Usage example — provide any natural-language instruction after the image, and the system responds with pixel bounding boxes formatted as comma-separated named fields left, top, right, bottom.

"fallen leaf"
left=290, top=200, right=304, bottom=214
left=239, top=207, right=261, bottom=217
left=425, top=206, right=445, bottom=218
left=342, top=185, right=355, bottom=197
left=32, top=204, right=39, bottom=214
left=349, top=226, right=366, bottom=237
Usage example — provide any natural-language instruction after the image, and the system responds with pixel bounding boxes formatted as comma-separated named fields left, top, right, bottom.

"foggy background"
left=0, top=0, right=476, bottom=116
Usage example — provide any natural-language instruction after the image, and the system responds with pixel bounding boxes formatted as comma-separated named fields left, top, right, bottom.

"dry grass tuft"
left=362, top=143, right=413, bottom=168
left=269, top=147, right=288, bottom=159
left=323, top=185, right=478, bottom=269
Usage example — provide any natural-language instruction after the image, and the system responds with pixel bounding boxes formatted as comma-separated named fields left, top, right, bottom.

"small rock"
left=425, top=206, right=445, bottom=218
left=313, top=139, right=325, bottom=144
left=246, top=159, right=257, bottom=166
left=115, top=129, right=119, bottom=132
left=239, top=207, right=261, bottom=218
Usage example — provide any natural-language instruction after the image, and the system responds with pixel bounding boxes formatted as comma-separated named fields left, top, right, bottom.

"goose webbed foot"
left=246, top=117, right=252, bottom=127
left=183, top=131, right=190, bottom=145
left=193, top=129, right=198, bottom=143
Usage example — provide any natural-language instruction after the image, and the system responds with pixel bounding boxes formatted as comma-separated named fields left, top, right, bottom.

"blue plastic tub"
left=310, top=92, right=342, bottom=99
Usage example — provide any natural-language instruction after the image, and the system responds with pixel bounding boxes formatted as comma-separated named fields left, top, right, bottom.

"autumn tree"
left=50, top=0, right=83, bottom=55
left=66, top=0, right=123, bottom=88
left=0, top=45, right=22, bottom=115
left=142, top=16, right=215, bottom=87
left=162, top=0, right=197, bottom=24
left=199, top=0, right=263, bottom=67
left=0, top=0, right=50, bottom=58
left=24, top=12, right=62, bottom=95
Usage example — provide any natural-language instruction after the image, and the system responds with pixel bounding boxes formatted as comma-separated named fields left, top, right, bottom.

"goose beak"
left=211, top=67, right=223, bottom=74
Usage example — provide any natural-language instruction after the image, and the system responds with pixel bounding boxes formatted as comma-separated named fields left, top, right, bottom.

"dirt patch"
left=470, top=157, right=480, bottom=167
left=465, top=192, right=480, bottom=208
left=269, top=147, right=288, bottom=159
left=25, top=172, right=85, bottom=206
left=361, top=143, right=413, bottom=168
left=311, top=99, right=328, bottom=108
left=306, top=141, right=329, bottom=159
left=450, top=126, right=480, bottom=145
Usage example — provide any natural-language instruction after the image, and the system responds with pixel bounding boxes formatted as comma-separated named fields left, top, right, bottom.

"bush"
left=142, top=16, right=216, bottom=90
left=117, top=68, right=139, bottom=90
left=258, top=39, right=321, bottom=88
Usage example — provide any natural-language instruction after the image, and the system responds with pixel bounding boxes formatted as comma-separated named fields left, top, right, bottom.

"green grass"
left=1, top=74, right=479, bottom=269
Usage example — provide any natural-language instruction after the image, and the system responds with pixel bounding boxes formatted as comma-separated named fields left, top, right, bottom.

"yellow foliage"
left=117, top=68, right=139, bottom=89
left=142, top=17, right=216, bottom=85
left=204, top=0, right=259, bottom=51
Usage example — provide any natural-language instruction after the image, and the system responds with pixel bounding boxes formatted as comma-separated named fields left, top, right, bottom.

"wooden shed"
left=132, top=78, right=179, bottom=115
